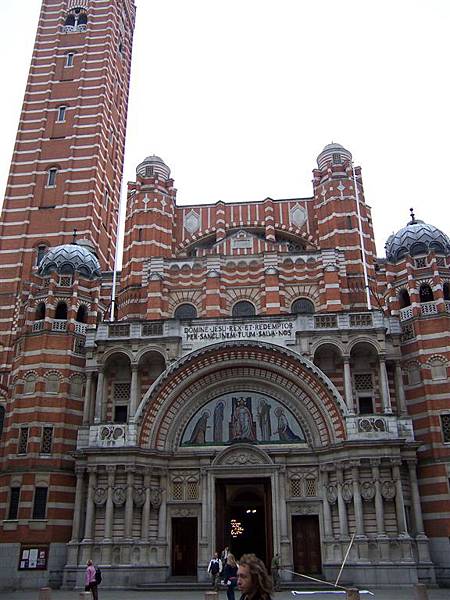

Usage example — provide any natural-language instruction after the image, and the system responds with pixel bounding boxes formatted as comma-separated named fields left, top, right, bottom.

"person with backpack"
left=85, top=559, right=100, bottom=600
left=207, top=552, right=222, bottom=590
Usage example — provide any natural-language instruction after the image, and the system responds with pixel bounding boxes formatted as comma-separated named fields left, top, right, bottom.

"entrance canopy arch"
left=135, top=341, right=348, bottom=451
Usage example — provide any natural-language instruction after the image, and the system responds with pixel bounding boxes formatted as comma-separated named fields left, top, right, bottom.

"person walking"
left=237, top=553, right=273, bottom=600
left=271, top=553, right=281, bottom=591
left=85, top=559, right=99, bottom=600
left=222, top=553, right=238, bottom=600
left=207, top=551, right=222, bottom=590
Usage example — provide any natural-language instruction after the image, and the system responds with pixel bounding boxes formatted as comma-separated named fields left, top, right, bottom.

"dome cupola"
left=385, top=209, right=450, bottom=263
left=38, top=242, right=101, bottom=279
left=136, top=155, right=171, bottom=181
left=317, top=142, right=352, bottom=170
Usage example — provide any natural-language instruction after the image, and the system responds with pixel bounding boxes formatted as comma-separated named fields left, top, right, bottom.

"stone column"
left=343, top=357, right=355, bottom=413
left=394, top=361, right=408, bottom=416
left=200, top=468, right=208, bottom=542
left=158, top=471, right=167, bottom=542
left=351, top=463, right=365, bottom=536
left=371, top=460, right=385, bottom=536
left=392, top=461, right=408, bottom=536
left=70, top=467, right=85, bottom=542
left=320, top=468, right=333, bottom=539
left=378, top=357, right=393, bottom=414
left=129, top=365, right=139, bottom=417
left=104, top=466, right=115, bottom=541
left=141, top=471, right=152, bottom=542
left=407, top=460, right=424, bottom=535
left=124, top=470, right=135, bottom=539
left=278, top=466, right=288, bottom=542
left=83, top=467, right=97, bottom=541
left=83, top=372, right=94, bottom=424
left=336, top=467, right=349, bottom=538
left=94, top=368, right=104, bottom=423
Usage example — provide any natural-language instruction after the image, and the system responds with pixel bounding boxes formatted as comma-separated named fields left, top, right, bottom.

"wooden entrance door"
left=172, top=517, right=197, bottom=576
left=292, top=515, right=322, bottom=575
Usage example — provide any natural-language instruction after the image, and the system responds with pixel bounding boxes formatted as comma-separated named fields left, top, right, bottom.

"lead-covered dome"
left=136, top=155, right=171, bottom=181
left=317, top=142, right=352, bottom=170
left=385, top=212, right=450, bottom=262
left=38, top=242, right=101, bottom=279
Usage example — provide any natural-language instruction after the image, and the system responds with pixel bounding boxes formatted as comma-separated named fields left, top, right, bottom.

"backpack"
left=210, top=560, right=220, bottom=575
left=95, top=566, right=102, bottom=585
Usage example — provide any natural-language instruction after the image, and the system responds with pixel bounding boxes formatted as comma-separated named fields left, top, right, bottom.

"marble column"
left=336, top=467, right=349, bottom=538
left=83, top=467, right=97, bottom=541
left=394, top=361, right=408, bottom=416
left=392, top=461, right=408, bottom=536
left=124, top=470, right=135, bottom=539
left=200, top=468, right=208, bottom=542
left=104, top=466, right=115, bottom=541
left=351, top=463, right=365, bottom=536
left=378, top=357, right=393, bottom=414
left=70, top=467, right=85, bottom=542
left=94, top=368, right=104, bottom=423
left=278, top=466, right=288, bottom=542
left=320, top=468, right=333, bottom=539
left=129, top=365, right=139, bottom=417
left=343, top=357, right=355, bottom=413
left=371, top=460, right=385, bottom=536
left=141, top=471, right=152, bottom=542
left=83, top=372, right=94, bottom=424
left=158, top=472, right=167, bottom=542
left=407, top=460, right=424, bottom=535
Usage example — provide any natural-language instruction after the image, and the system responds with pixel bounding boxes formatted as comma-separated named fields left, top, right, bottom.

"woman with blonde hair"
left=222, top=552, right=238, bottom=600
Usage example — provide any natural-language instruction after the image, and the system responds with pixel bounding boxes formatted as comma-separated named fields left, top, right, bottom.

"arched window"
left=69, top=375, right=84, bottom=398
left=291, top=298, right=315, bottom=314
left=47, top=168, right=57, bottom=187
left=399, top=289, right=411, bottom=308
left=24, top=374, right=37, bottom=395
left=174, top=303, right=197, bottom=320
left=35, top=302, right=46, bottom=321
left=76, top=305, right=88, bottom=323
left=444, top=282, right=450, bottom=301
left=56, top=106, right=67, bottom=122
left=36, top=245, right=47, bottom=266
left=419, top=283, right=434, bottom=303
left=78, top=12, right=87, bottom=26
left=45, top=373, right=60, bottom=395
left=55, top=302, right=68, bottom=320
left=64, top=14, right=76, bottom=26
left=232, top=301, right=256, bottom=318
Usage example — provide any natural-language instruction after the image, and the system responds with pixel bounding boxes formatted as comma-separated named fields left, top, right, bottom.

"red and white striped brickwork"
left=0, top=0, right=135, bottom=380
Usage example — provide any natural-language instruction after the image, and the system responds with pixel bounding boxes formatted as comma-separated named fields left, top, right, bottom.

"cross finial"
left=72, top=228, right=78, bottom=244
left=409, top=207, right=416, bottom=224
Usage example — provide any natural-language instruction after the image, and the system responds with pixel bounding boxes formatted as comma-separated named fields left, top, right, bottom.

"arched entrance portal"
left=216, top=478, right=273, bottom=566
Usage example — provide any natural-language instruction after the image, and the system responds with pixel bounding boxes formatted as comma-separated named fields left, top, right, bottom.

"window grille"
left=108, top=323, right=130, bottom=337
left=32, top=487, right=48, bottom=519
left=171, top=481, right=184, bottom=500
left=232, top=301, right=256, bottom=318
left=291, top=298, right=315, bottom=314
left=141, top=322, right=163, bottom=336
left=332, top=153, right=342, bottom=164
left=401, top=323, right=415, bottom=342
left=114, top=382, right=130, bottom=403
left=59, top=276, right=72, bottom=287
left=349, top=313, right=373, bottom=327
left=305, top=479, right=317, bottom=497
left=415, top=257, right=426, bottom=268
left=8, top=487, right=20, bottom=520
left=441, top=414, right=450, bottom=443
left=73, top=336, right=85, bottom=355
left=145, top=166, right=154, bottom=177
left=18, top=427, right=29, bottom=454
left=436, top=257, right=446, bottom=267
left=186, top=480, right=199, bottom=500
left=314, top=315, right=337, bottom=328
left=290, top=478, right=302, bottom=497
left=41, top=427, right=53, bottom=454
left=354, top=373, right=373, bottom=391
left=174, top=303, right=198, bottom=320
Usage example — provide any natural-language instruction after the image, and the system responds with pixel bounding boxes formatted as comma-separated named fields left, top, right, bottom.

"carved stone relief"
left=93, top=487, right=107, bottom=506
left=112, top=486, right=126, bottom=506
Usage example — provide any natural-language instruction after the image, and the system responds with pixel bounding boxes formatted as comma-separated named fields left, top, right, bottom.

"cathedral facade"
left=0, top=0, right=450, bottom=592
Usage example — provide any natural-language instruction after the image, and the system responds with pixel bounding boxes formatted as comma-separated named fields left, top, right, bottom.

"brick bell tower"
left=0, top=0, right=136, bottom=382
left=0, top=0, right=136, bottom=588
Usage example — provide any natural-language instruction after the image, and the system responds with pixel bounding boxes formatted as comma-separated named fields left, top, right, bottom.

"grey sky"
left=1, top=1, right=449, bottom=258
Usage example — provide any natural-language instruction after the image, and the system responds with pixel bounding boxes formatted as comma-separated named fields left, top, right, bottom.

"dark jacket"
left=223, top=563, right=238, bottom=582
left=239, top=594, right=271, bottom=600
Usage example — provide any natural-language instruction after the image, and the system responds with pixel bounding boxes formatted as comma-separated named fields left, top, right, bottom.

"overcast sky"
left=1, top=1, right=449, bottom=258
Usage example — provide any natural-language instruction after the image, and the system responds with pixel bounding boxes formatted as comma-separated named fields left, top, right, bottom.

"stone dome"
left=385, top=213, right=450, bottom=262
left=38, top=242, right=101, bottom=279
left=317, top=142, right=352, bottom=170
left=136, top=155, right=171, bottom=181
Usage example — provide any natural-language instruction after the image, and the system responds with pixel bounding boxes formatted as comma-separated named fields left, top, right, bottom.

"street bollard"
left=414, top=583, right=429, bottom=600
left=38, top=588, right=51, bottom=600
left=204, top=592, right=219, bottom=600
left=346, top=589, right=360, bottom=600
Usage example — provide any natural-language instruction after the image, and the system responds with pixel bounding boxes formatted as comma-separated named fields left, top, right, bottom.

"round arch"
left=135, top=341, right=347, bottom=451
